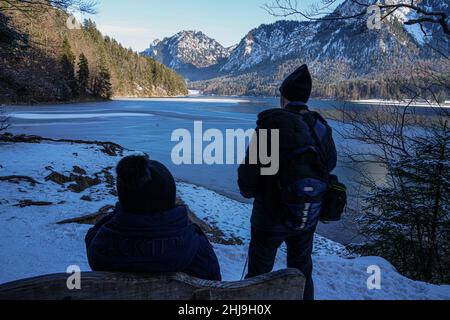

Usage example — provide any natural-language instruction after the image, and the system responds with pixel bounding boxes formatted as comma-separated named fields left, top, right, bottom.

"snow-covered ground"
left=0, top=140, right=449, bottom=300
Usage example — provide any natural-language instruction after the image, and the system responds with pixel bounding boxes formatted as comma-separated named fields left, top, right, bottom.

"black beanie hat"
left=279, top=64, right=312, bottom=103
left=116, top=156, right=176, bottom=214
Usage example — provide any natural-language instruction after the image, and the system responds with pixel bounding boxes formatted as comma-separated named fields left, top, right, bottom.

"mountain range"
left=142, top=0, right=449, bottom=100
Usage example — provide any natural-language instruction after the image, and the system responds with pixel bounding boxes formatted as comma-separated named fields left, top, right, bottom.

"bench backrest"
left=0, top=269, right=305, bottom=300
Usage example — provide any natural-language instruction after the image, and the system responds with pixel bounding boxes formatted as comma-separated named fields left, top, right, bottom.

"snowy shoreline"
left=113, top=97, right=252, bottom=104
left=348, top=99, right=450, bottom=108
left=5, top=96, right=449, bottom=110
left=0, top=137, right=449, bottom=299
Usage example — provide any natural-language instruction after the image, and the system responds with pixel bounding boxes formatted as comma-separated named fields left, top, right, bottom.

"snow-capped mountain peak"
left=142, top=30, right=230, bottom=70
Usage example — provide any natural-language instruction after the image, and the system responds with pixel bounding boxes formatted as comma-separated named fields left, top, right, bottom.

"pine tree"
left=355, top=122, right=450, bottom=284
left=77, top=53, right=90, bottom=94
left=0, top=12, right=29, bottom=52
left=60, top=37, right=78, bottom=99
left=93, top=61, right=112, bottom=99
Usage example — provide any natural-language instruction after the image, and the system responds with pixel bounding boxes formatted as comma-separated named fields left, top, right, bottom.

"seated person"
left=85, top=155, right=221, bottom=281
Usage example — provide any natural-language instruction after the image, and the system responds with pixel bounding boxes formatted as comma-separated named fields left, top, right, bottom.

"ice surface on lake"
left=113, top=97, right=251, bottom=103
left=9, top=113, right=154, bottom=120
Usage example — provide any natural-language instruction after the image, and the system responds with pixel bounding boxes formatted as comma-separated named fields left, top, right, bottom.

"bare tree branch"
left=264, top=0, right=450, bottom=35
left=0, top=0, right=98, bottom=15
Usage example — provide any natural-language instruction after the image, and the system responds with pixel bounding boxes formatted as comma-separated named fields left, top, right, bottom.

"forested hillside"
left=0, top=2, right=188, bottom=104
left=191, top=57, right=449, bottom=102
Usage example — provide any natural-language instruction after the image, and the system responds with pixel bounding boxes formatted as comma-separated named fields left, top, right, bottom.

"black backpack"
left=278, top=110, right=346, bottom=232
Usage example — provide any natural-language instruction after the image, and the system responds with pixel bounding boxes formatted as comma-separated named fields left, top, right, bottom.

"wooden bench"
left=0, top=269, right=305, bottom=300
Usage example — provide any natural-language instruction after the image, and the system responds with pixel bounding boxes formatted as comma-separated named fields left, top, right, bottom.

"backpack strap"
left=293, top=109, right=331, bottom=180
left=286, top=145, right=321, bottom=159
left=303, top=112, right=328, bottom=164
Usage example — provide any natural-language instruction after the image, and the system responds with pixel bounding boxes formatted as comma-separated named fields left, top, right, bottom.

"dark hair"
left=116, top=155, right=176, bottom=214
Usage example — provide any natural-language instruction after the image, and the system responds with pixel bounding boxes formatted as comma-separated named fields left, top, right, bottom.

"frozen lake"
left=4, top=97, right=359, bottom=197
left=4, top=96, right=434, bottom=243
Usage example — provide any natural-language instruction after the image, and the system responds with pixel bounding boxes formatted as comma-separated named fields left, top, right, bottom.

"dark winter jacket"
left=238, top=102, right=337, bottom=232
left=85, top=204, right=222, bottom=281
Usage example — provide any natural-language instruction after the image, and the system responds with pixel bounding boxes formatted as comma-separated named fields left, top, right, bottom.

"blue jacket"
left=85, top=205, right=222, bottom=281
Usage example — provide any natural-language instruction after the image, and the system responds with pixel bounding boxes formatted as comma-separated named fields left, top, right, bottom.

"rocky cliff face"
left=142, top=31, right=232, bottom=80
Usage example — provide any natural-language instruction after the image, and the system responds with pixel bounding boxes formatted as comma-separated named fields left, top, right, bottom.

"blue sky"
left=83, top=0, right=323, bottom=51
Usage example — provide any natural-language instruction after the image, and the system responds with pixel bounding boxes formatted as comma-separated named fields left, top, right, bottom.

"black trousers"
left=246, top=226, right=317, bottom=300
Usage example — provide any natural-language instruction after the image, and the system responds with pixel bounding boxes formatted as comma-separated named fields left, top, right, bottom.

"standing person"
left=238, top=65, right=338, bottom=300
left=85, top=155, right=221, bottom=281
